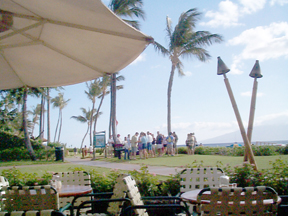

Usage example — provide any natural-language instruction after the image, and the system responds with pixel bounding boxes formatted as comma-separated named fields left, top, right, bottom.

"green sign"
left=93, top=132, right=106, bottom=148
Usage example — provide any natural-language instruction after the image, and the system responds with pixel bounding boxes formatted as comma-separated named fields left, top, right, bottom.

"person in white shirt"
left=124, top=135, right=131, bottom=160
left=115, top=134, right=123, bottom=159
left=107, top=135, right=114, bottom=158
left=147, top=131, right=154, bottom=157
left=131, top=132, right=139, bottom=160
left=89, top=145, right=93, bottom=156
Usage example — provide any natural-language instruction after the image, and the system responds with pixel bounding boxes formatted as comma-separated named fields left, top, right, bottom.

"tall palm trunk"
left=109, top=101, right=112, bottom=137
left=47, top=88, right=50, bottom=144
left=93, top=93, right=105, bottom=135
left=57, top=111, right=62, bottom=142
left=111, top=73, right=117, bottom=143
left=39, top=95, right=45, bottom=140
left=54, top=109, right=61, bottom=142
left=23, top=87, right=36, bottom=160
left=89, top=101, right=95, bottom=146
left=167, top=64, right=176, bottom=134
left=80, top=123, right=90, bottom=150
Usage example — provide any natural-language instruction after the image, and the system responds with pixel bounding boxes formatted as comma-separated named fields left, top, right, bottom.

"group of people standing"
left=107, top=131, right=179, bottom=160
left=185, top=132, right=197, bottom=155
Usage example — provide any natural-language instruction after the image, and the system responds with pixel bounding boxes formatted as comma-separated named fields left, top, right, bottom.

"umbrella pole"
left=222, top=73, right=258, bottom=170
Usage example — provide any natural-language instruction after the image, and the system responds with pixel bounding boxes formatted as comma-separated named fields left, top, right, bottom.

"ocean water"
left=178, top=140, right=288, bottom=148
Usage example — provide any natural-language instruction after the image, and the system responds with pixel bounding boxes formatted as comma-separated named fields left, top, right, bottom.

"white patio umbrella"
left=0, top=0, right=153, bottom=90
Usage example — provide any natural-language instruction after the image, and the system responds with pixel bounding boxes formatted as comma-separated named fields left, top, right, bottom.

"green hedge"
left=183, top=145, right=287, bottom=156
left=0, top=131, right=43, bottom=151
left=1, top=158, right=287, bottom=196
left=0, top=147, right=55, bottom=161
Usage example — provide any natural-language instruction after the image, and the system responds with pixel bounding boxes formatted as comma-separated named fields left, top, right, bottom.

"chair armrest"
left=75, top=198, right=130, bottom=216
left=142, top=196, right=189, bottom=210
left=59, top=202, right=73, bottom=216
left=123, top=204, right=191, bottom=216
left=71, top=192, right=114, bottom=206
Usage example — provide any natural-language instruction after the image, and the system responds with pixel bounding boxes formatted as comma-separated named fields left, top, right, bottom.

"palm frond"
left=110, top=0, right=145, bottom=30
left=71, top=115, right=87, bottom=123
left=116, top=75, right=125, bottom=81
left=172, top=8, right=202, bottom=48
left=166, top=16, right=173, bottom=38
left=190, top=31, right=223, bottom=46
left=176, top=62, right=185, bottom=76
left=182, top=47, right=211, bottom=62
left=116, top=85, right=124, bottom=90
left=122, top=19, right=140, bottom=29
left=153, top=41, right=170, bottom=57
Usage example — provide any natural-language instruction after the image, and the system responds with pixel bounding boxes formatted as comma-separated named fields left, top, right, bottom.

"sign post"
left=92, top=131, right=106, bottom=160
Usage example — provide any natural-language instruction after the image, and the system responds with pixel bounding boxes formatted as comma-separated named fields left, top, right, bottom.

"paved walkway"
left=65, top=157, right=180, bottom=176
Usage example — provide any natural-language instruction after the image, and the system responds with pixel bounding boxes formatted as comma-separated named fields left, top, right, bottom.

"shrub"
left=0, top=147, right=30, bottom=161
left=194, top=147, right=205, bottom=155
left=1, top=160, right=287, bottom=197
left=0, top=131, right=43, bottom=151
left=0, top=147, right=56, bottom=161
left=276, top=145, right=288, bottom=155
left=177, top=147, right=187, bottom=154
left=128, top=165, right=161, bottom=196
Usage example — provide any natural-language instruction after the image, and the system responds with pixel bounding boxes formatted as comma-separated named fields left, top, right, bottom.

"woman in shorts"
left=162, top=135, right=167, bottom=155
left=140, top=132, right=148, bottom=159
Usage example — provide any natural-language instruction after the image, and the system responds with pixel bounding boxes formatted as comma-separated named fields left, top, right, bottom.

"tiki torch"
left=244, top=60, right=262, bottom=162
left=217, top=57, right=258, bottom=170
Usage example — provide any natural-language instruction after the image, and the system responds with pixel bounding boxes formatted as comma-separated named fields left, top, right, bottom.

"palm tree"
left=153, top=9, right=223, bottom=133
left=71, top=108, right=101, bottom=150
left=85, top=79, right=101, bottom=146
left=28, top=104, right=41, bottom=137
left=93, top=75, right=110, bottom=135
left=109, top=0, right=145, bottom=143
left=51, top=92, right=70, bottom=143
left=1, top=87, right=42, bottom=160
left=108, top=73, right=124, bottom=137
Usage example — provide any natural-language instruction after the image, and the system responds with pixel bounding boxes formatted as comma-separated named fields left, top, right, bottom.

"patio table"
left=58, top=185, right=92, bottom=197
left=180, top=188, right=282, bottom=205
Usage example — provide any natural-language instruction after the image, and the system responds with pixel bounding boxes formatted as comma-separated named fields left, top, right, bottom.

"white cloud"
left=151, top=65, right=161, bottom=69
left=185, top=71, right=193, bottom=77
left=228, top=22, right=288, bottom=72
left=239, top=0, right=266, bottom=14
left=130, top=53, right=146, bottom=65
left=241, top=91, right=264, bottom=97
left=270, top=0, right=288, bottom=5
left=255, top=111, right=288, bottom=125
left=201, top=0, right=241, bottom=28
left=201, top=0, right=266, bottom=28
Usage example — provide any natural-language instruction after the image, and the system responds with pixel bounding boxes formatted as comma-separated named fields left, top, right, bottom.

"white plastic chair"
left=196, top=186, right=278, bottom=215
left=53, top=171, right=91, bottom=209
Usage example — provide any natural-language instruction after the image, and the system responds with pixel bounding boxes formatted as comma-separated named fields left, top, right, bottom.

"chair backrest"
left=75, top=174, right=129, bottom=216
left=0, top=185, right=59, bottom=211
left=122, top=175, right=148, bottom=216
left=105, top=174, right=130, bottom=216
left=53, top=171, right=91, bottom=208
left=180, top=167, right=224, bottom=193
left=53, top=171, right=91, bottom=186
left=0, top=177, right=9, bottom=189
left=0, top=210, right=65, bottom=216
left=197, top=186, right=278, bottom=215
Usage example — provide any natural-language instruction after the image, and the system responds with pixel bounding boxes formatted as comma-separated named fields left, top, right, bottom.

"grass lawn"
left=1, top=154, right=287, bottom=177
left=100, top=154, right=288, bottom=170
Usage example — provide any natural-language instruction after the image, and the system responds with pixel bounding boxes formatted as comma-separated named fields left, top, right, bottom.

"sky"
left=28, top=0, right=288, bottom=147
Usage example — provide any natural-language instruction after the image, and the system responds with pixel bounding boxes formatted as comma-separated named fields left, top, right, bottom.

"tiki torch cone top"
left=217, top=56, right=230, bottom=75
left=249, top=60, right=262, bottom=78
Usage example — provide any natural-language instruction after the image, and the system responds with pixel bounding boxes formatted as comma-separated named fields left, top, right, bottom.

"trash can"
left=55, top=147, right=64, bottom=161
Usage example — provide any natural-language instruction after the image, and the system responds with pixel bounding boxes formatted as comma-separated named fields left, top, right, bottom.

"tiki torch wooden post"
left=244, top=60, right=262, bottom=162
left=217, top=57, right=258, bottom=170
